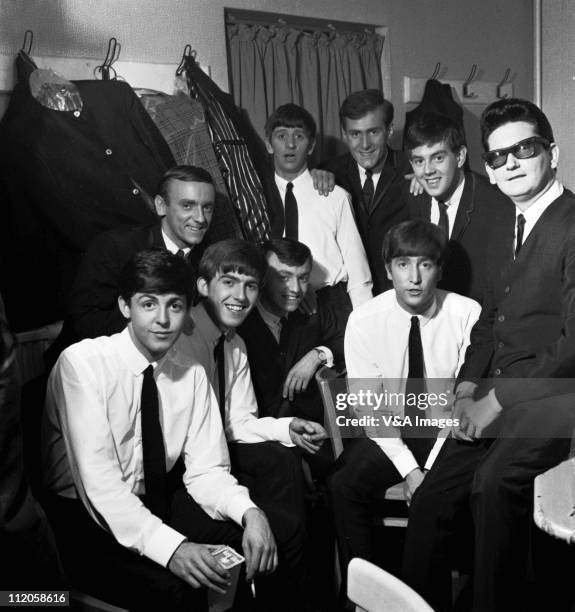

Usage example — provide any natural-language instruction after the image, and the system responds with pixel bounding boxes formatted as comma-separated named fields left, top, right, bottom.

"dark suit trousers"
left=402, top=397, right=575, bottom=612
left=228, top=441, right=306, bottom=611
left=44, top=490, right=244, bottom=612
left=316, top=283, right=353, bottom=331
left=327, top=438, right=432, bottom=596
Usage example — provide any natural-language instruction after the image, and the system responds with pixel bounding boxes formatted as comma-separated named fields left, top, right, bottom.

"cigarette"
left=250, top=579, right=256, bottom=598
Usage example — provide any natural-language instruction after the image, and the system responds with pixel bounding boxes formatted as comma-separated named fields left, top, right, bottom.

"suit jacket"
left=407, top=171, right=513, bottom=304
left=238, top=306, right=345, bottom=423
left=321, top=149, right=411, bottom=294
left=48, top=223, right=199, bottom=363
left=458, top=188, right=575, bottom=407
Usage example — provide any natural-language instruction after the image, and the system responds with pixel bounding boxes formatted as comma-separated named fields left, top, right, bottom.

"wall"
left=0, top=0, right=533, bottom=170
left=542, top=0, right=574, bottom=185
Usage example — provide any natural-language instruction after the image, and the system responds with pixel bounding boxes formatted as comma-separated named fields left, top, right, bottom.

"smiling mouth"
left=225, top=304, right=247, bottom=313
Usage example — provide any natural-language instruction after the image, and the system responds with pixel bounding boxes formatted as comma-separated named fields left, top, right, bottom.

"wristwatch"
left=314, top=348, right=327, bottom=364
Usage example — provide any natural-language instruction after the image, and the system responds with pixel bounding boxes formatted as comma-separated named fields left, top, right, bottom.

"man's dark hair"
left=198, top=239, right=268, bottom=285
left=157, top=165, right=215, bottom=201
left=480, top=98, right=554, bottom=150
left=339, top=89, right=394, bottom=128
left=264, top=103, right=317, bottom=140
left=118, top=248, right=192, bottom=303
left=262, top=238, right=312, bottom=268
left=382, top=219, right=448, bottom=267
left=405, top=112, right=466, bottom=154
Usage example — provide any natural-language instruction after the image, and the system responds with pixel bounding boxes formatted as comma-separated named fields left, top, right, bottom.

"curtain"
left=227, top=24, right=385, bottom=161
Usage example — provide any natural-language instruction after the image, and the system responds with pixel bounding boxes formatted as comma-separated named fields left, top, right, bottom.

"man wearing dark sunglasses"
left=402, top=98, right=575, bottom=612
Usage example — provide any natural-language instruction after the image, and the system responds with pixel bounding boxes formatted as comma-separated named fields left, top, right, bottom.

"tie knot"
left=517, top=213, right=525, bottom=228
left=365, top=169, right=372, bottom=177
left=410, top=315, right=420, bottom=327
left=286, top=182, right=294, bottom=192
left=144, top=364, right=154, bottom=378
left=176, top=249, right=186, bottom=260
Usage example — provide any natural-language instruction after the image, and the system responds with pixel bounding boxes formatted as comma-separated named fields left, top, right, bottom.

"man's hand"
left=289, top=417, right=328, bottom=454
left=405, top=172, right=424, bottom=196
left=310, top=169, right=336, bottom=196
left=404, top=467, right=426, bottom=504
left=298, top=285, right=317, bottom=315
left=283, top=351, right=322, bottom=401
left=241, top=508, right=278, bottom=580
left=455, top=390, right=502, bottom=440
left=451, top=381, right=478, bottom=441
left=168, top=541, right=232, bottom=593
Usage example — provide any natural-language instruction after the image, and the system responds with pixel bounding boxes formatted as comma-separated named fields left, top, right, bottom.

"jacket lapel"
left=450, top=173, right=475, bottom=241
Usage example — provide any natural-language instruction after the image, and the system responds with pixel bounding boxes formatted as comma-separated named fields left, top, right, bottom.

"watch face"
left=316, top=349, right=327, bottom=363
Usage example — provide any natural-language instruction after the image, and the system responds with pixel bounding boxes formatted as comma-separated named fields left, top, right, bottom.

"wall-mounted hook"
left=21, top=30, right=34, bottom=54
left=497, top=68, right=512, bottom=99
left=430, top=62, right=441, bottom=80
left=176, top=44, right=196, bottom=76
left=462, top=64, right=478, bottom=99
left=94, top=38, right=120, bottom=81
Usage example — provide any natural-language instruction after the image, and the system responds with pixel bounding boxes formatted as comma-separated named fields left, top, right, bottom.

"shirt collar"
left=257, top=301, right=283, bottom=328
left=357, top=163, right=382, bottom=181
left=432, top=176, right=465, bottom=208
left=190, top=302, right=234, bottom=346
left=116, top=327, right=161, bottom=375
left=515, top=179, right=564, bottom=223
left=275, top=169, right=311, bottom=191
left=161, top=229, right=191, bottom=256
left=393, top=293, right=438, bottom=328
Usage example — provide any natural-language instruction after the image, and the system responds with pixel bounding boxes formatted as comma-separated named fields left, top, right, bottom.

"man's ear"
left=550, top=143, right=559, bottom=170
left=307, top=138, right=316, bottom=156
left=457, top=146, right=468, bottom=168
left=118, top=296, right=131, bottom=320
left=385, top=263, right=392, bottom=281
left=387, top=123, right=394, bottom=138
left=265, top=138, right=274, bottom=155
left=197, top=277, right=209, bottom=298
left=154, top=194, right=167, bottom=217
left=485, top=163, right=497, bottom=185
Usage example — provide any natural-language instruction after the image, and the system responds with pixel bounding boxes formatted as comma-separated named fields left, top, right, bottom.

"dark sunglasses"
left=482, top=136, right=551, bottom=169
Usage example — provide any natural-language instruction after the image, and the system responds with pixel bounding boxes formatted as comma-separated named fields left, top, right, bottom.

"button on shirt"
left=430, top=178, right=465, bottom=238
left=42, top=328, right=255, bottom=568
left=182, top=303, right=294, bottom=445
left=345, top=289, right=481, bottom=477
left=274, top=170, right=373, bottom=307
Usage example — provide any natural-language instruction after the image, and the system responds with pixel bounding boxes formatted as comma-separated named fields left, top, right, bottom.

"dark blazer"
left=407, top=171, right=513, bottom=304
left=321, top=149, right=411, bottom=294
left=459, top=188, right=575, bottom=406
left=238, top=306, right=344, bottom=423
left=48, top=223, right=199, bottom=363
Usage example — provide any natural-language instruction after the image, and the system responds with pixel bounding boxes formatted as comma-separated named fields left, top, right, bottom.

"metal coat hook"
left=21, top=30, right=34, bottom=54
left=430, top=62, right=441, bottom=80
left=176, top=44, right=196, bottom=76
left=497, top=68, right=512, bottom=99
left=462, top=64, right=478, bottom=99
left=95, top=37, right=120, bottom=80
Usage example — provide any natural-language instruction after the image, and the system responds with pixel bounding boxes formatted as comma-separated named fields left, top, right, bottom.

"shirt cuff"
left=143, top=523, right=187, bottom=568
left=489, top=388, right=503, bottom=412
left=424, top=434, right=448, bottom=471
left=224, top=491, right=259, bottom=528
left=276, top=416, right=295, bottom=445
left=348, top=284, right=373, bottom=309
left=392, top=447, right=420, bottom=479
left=315, top=345, right=334, bottom=368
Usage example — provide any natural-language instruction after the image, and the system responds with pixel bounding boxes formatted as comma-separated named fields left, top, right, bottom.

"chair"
left=534, top=456, right=575, bottom=543
left=347, top=557, right=434, bottom=612
left=316, top=366, right=408, bottom=528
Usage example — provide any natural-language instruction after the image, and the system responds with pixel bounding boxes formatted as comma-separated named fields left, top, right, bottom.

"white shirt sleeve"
left=50, top=353, right=187, bottom=568
left=335, top=191, right=373, bottom=307
left=345, top=313, right=418, bottom=478
left=224, top=341, right=294, bottom=445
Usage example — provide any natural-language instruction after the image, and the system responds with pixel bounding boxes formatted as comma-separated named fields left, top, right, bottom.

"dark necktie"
left=515, top=213, right=526, bottom=257
left=363, top=169, right=375, bottom=213
left=279, top=316, right=290, bottom=354
left=214, top=334, right=226, bottom=424
left=141, top=364, right=168, bottom=522
left=405, top=316, right=424, bottom=404
left=284, top=182, right=298, bottom=239
left=176, top=249, right=186, bottom=260
left=437, top=200, right=449, bottom=237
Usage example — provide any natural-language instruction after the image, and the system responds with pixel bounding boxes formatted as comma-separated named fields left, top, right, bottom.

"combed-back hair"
left=198, top=239, right=268, bottom=285
left=118, top=248, right=193, bottom=303
left=405, top=112, right=466, bottom=153
left=261, top=238, right=312, bottom=268
left=382, top=219, right=448, bottom=267
left=264, top=103, right=317, bottom=140
left=157, top=165, right=214, bottom=201
left=480, top=98, right=554, bottom=150
left=339, top=89, right=394, bottom=127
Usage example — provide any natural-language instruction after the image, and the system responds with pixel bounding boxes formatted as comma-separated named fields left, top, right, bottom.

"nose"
left=408, top=264, right=422, bottom=284
left=232, top=283, right=248, bottom=302
left=286, top=277, right=299, bottom=294
left=191, top=205, right=206, bottom=225
left=505, top=152, right=520, bottom=170
left=286, top=134, right=296, bottom=149
left=360, top=132, right=370, bottom=150
left=423, top=159, right=435, bottom=175
left=156, top=304, right=170, bottom=327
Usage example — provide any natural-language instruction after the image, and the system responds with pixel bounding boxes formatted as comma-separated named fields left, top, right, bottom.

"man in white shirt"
left=327, top=219, right=480, bottom=600
left=405, top=112, right=512, bottom=304
left=42, top=249, right=276, bottom=611
left=265, top=103, right=373, bottom=328
left=182, top=239, right=328, bottom=611
left=402, top=99, right=575, bottom=612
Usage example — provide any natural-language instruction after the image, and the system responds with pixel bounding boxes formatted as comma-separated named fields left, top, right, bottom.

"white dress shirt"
left=182, top=303, right=294, bottom=445
left=345, top=289, right=481, bottom=478
left=161, top=229, right=191, bottom=257
left=515, top=179, right=564, bottom=253
left=275, top=169, right=373, bottom=307
left=256, top=302, right=334, bottom=368
left=430, top=177, right=465, bottom=238
left=42, top=328, right=255, bottom=568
